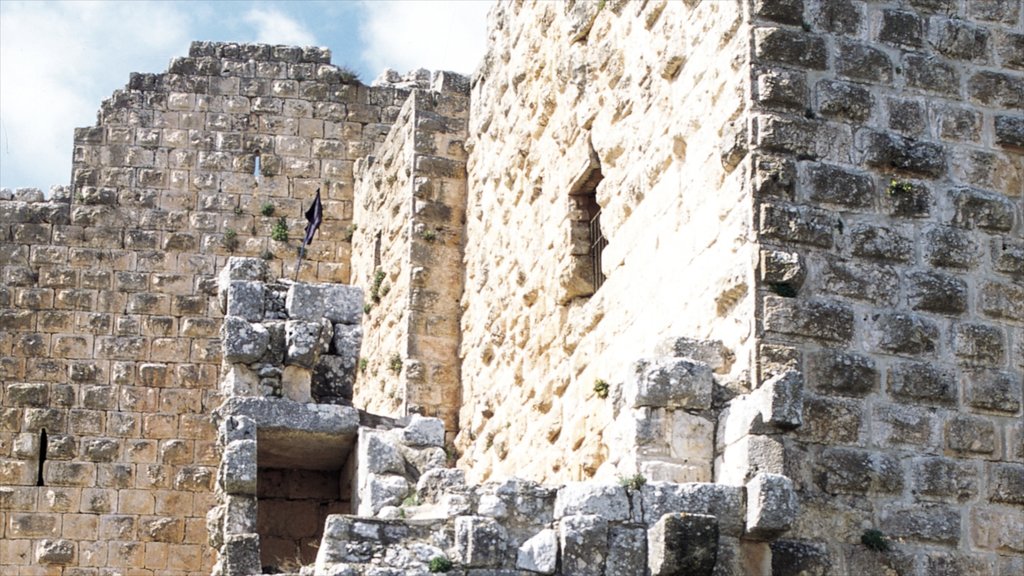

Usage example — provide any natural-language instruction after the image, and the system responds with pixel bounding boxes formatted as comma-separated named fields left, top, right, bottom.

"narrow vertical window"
left=373, top=232, right=382, bottom=269
left=253, top=149, right=262, bottom=184
left=565, top=162, right=605, bottom=300
left=37, top=429, right=47, bottom=486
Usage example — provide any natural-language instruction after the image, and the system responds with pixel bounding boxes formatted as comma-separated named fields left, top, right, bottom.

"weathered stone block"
left=225, top=281, right=264, bottom=321
left=35, top=538, right=75, bottom=565
left=220, top=439, right=256, bottom=495
left=871, top=313, right=940, bottom=356
left=626, top=358, right=712, bottom=410
left=285, top=320, right=323, bottom=368
left=360, top=474, right=409, bottom=516
left=836, top=39, right=893, bottom=84
left=965, top=369, right=1022, bottom=414
left=818, top=257, right=899, bottom=306
left=402, top=414, right=445, bottom=448
left=222, top=317, right=269, bottom=364
left=754, top=28, right=828, bottom=70
left=888, top=361, right=956, bottom=406
left=952, top=187, right=1015, bottom=231
left=862, top=129, right=946, bottom=179
left=879, top=9, right=923, bottom=47
left=286, top=283, right=362, bottom=324
left=760, top=370, right=803, bottom=429
left=980, top=281, right=1024, bottom=322
left=907, top=271, right=968, bottom=315
left=813, top=447, right=903, bottom=495
left=770, top=540, right=831, bottom=576
left=993, top=237, right=1024, bottom=277
left=797, top=397, right=862, bottom=445
left=881, top=503, right=960, bottom=544
left=554, top=483, right=630, bottom=521
left=759, top=203, right=836, bottom=248
left=807, top=349, right=877, bottom=397
left=953, top=323, right=1006, bottom=366
left=816, top=81, right=873, bottom=122
left=924, top=225, right=978, bottom=269
left=455, top=515, right=507, bottom=568
left=759, top=249, right=806, bottom=295
left=606, top=524, right=646, bottom=576
left=904, top=53, right=960, bottom=96
left=968, top=71, right=1024, bottom=108
left=946, top=415, right=997, bottom=454
left=753, top=0, right=803, bottom=25
left=642, top=483, right=745, bottom=536
left=359, top=431, right=404, bottom=476
left=559, top=514, right=608, bottom=576
left=851, top=224, right=913, bottom=262
left=912, top=457, right=978, bottom=502
left=745, top=473, right=797, bottom=539
left=805, top=162, right=874, bottom=208
left=516, top=528, right=557, bottom=574
left=648, top=513, right=718, bottom=576
left=988, top=463, right=1024, bottom=504
left=221, top=533, right=261, bottom=576
left=756, top=68, right=807, bottom=112
left=763, top=296, right=854, bottom=343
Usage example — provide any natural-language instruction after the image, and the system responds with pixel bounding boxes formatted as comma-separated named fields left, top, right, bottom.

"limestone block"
left=221, top=533, right=261, bottom=576
left=224, top=495, right=257, bottom=535
left=398, top=445, right=445, bottom=477
left=478, top=493, right=507, bottom=518
left=282, top=365, right=311, bottom=402
left=626, top=358, right=713, bottom=410
left=360, top=474, right=409, bottom=516
left=607, top=524, right=647, bottom=576
left=745, top=473, right=798, bottom=539
left=416, top=468, right=468, bottom=504
left=225, top=281, right=264, bottom=321
left=331, top=321, right=362, bottom=365
left=642, top=482, right=745, bottom=537
left=220, top=439, right=257, bottom=495
left=222, top=317, right=269, bottom=364
left=455, top=515, right=507, bottom=568
left=219, top=415, right=256, bottom=444
left=286, top=320, right=323, bottom=368
left=555, top=514, right=606, bottom=575
left=206, top=504, right=225, bottom=548
left=35, top=538, right=75, bottom=565
left=758, top=370, right=803, bottom=429
left=218, top=257, right=268, bottom=312
left=653, top=337, right=733, bottom=374
left=286, top=283, right=362, bottom=324
left=648, top=513, right=718, bottom=576
left=715, top=434, right=786, bottom=486
left=402, top=414, right=445, bottom=447
left=359, top=431, right=405, bottom=475
left=312, top=355, right=354, bottom=403
left=516, top=528, right=558, bottom=574
left=220, top=365, right=259, bottom=397
left=554, top=482, right=630, bottom=521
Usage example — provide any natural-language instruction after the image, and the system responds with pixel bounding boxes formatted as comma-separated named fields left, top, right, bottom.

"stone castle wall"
left=351, top=74, right=470, bottom=435
left=0, top=42, right=411, bottom=575
left=746, top=0, right=1023, bottom=572
left=458, top=0, right=758, bottom=485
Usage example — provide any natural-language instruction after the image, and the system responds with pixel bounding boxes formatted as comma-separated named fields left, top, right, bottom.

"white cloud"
left=0, top=1, right=191, bottom=190
left=244, top=8, right=318, bottom=46
left=358, top=0, right=491, bottom=78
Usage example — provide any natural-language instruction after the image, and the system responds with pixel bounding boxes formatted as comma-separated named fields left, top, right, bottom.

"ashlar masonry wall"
left=746, top=1, right=1024, bottom=573
left=0, top=41, right=410, bottom=575
left=459, top=0, right=757, bottom=484
left=352, top=72, right=470, bottom=436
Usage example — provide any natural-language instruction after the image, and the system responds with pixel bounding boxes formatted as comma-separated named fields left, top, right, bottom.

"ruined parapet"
left=351, top=71, right=470, bottom=436
left=210, top=257, right=365, bottom=572
left=217, top=257, right=362, bottom=404
left=308, top=474, right=798, bottom=575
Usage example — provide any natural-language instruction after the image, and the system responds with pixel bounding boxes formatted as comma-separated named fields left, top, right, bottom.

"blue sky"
left=0, top=0, right=492, bottom=191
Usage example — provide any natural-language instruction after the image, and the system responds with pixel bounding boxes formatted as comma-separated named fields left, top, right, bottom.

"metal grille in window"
left=589, top=209, right=606, bottom=291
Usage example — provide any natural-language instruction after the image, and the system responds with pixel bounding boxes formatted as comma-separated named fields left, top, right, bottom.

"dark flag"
left=294, top=189, right=323, bottom=280
left=303, top=189, right=323, bottom=247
